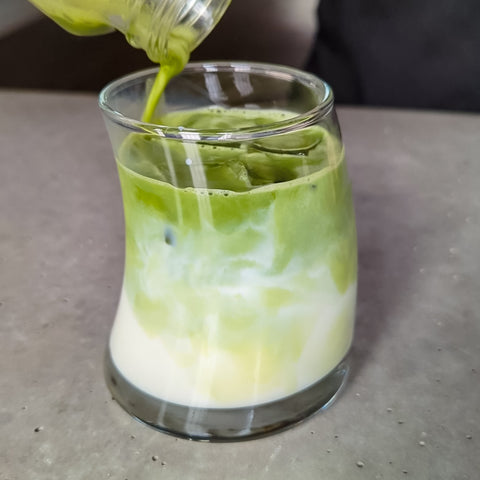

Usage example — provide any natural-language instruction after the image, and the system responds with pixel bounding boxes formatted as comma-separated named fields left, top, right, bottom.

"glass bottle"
left=28, top=0, right=231, bottom=64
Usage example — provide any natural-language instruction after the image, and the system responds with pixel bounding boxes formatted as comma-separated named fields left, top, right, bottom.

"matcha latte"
left=109, top=108, right=356, bottom=408
left=100, top=63, right=357, bottom=439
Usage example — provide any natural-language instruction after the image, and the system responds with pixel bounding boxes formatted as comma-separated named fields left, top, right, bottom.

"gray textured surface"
left=0, top=91, right=479, bottom=479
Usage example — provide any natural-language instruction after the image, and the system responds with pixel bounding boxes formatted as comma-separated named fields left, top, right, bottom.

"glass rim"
left=98, top=61, right=334, bottom=142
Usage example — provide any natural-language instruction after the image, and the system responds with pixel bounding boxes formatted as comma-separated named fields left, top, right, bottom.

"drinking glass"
left=99, top=62, right=357, bottom=441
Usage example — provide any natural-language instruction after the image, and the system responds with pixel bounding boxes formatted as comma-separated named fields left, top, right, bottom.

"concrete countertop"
left=0, top=91, right=479, bottom=479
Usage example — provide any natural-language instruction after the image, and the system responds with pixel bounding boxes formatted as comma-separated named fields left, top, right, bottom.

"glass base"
left=104, top=350, right=350, bottom=442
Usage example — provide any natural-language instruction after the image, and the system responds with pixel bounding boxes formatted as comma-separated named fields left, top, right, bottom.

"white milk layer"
left=109, top=280, right=356, bottom=409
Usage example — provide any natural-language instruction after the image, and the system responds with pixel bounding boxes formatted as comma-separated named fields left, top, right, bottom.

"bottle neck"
left=115, top=0, right=231, bottom=66
left=176, top=0, right=231, bottom=48
left=28, top=0, right=231, bottom=67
